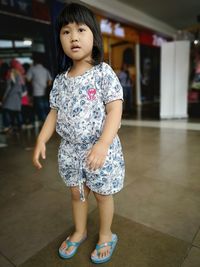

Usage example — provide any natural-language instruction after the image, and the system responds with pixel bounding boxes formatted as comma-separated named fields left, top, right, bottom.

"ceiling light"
left=23, top=39, right=32, bottom=46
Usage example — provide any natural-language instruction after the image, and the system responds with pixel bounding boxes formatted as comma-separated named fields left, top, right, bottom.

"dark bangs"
left=57, top=3, right=94, bottom=30
left=56, top=3, right=103, bottom=73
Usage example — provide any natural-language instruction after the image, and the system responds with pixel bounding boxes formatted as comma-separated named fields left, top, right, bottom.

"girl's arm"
left=87, top=100, right=122, bottom=170
left=99, top=100, right=122, bottom=145
left=33, top=109, right=57, bottom=169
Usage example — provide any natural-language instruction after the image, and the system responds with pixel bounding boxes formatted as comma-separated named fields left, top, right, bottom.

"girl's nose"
left=71, top=33, right=78, bottom=42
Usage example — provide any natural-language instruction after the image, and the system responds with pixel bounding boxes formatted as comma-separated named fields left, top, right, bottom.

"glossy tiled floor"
left=0, top=121, right=200, bottom=267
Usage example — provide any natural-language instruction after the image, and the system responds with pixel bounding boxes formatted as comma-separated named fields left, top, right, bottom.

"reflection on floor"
left=0, top=123, right=200, bottom=267
left=122, top=119, right=200, bottom=131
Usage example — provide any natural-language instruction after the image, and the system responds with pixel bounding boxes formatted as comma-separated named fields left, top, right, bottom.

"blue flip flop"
left=91, top=234, right=118, bottom=264
left=59, top=235, right=87, bottom=259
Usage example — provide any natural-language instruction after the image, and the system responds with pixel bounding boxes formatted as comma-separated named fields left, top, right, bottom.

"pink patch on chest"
left=87, top=88, right=96, bottom=100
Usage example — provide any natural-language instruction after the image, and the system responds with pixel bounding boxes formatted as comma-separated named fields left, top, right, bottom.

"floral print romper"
left=49, top=62, right=125, bottom=201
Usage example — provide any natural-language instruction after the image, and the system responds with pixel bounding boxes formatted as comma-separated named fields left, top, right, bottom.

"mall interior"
left=0, top=0, right=200, bottom=266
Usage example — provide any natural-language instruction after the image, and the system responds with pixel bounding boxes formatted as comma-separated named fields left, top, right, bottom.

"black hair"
left=56, top=2, right=103, bottom=73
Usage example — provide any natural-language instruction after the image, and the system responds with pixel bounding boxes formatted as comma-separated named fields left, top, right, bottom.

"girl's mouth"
left=71, top=46, right=81, bottom=51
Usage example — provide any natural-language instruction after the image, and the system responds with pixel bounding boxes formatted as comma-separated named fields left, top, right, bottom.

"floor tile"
left=0, top=254, right=14, bottom=267
left=182, top=247, right=200, bottom=267
left=193, top=230, right=200, bottom=247
left=0, top=186, right=96, bottom=265
left=114, top=177, right=200, bottom=242
left=1, top=125, right=200, bottom=266
left=142, top=145, right=200, bottom=190
left=19, top=210, right=189, bottom=267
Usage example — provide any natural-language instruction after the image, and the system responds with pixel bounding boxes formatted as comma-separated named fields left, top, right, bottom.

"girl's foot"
left=91, top=233, right=113, bottom=259
left=60, top=231, right=87, bottom=256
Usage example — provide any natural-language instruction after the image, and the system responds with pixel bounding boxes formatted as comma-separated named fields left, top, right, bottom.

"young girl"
left=33, top=3, right=125, bottom=264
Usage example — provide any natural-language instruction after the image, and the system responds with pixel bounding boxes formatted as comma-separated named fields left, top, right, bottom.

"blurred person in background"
left=118, top=63, right=133, bottom=114
left=1, top=59, right=24, bottom=133
left=0, top=61, right=9, bottom=100
left=0, top=61, right=9, bottom=131
left=21, top=63, right=34, bottom=129
left=26, top=53, right=52, bottom=125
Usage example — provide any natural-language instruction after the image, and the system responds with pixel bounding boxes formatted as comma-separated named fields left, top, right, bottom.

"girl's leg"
left=92, top=193, right=114, bottom=259
left=60, top=185, right=90, bottom=255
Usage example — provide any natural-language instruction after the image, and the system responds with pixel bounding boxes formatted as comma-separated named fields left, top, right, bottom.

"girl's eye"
left=78, top=28, right=86, bottom=32
left=63, top=30, right=69, bottom=35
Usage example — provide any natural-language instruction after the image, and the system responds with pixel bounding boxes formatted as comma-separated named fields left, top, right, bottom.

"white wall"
left=174, top=42, right=190, bottom=118
left=135, top=43, right=141, bottom=106
left=160, top=41, right=190, bottom=119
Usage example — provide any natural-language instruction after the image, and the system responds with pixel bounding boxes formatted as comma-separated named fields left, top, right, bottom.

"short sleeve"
left=49, top=75, right=60, bottom=110
left=101, top=63, right=123, bottom=104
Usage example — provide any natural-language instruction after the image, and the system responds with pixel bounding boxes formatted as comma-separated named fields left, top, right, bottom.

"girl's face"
left=60, top=22, right=94, bottom=64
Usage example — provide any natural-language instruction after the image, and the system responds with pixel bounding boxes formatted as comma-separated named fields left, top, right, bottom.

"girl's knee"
left=93, top=192, right=112, bottom=203
left=70, top=185, right=90, bottom=201
left=71, top=187, right=81, bottom=201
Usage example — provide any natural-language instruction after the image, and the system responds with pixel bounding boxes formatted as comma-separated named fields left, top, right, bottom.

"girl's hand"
left=32, top=140, right=46, bottom=169
left=87, top=140, right=109, bottom=171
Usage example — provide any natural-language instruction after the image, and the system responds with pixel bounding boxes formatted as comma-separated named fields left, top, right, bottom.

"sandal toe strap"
left=96, top=241, right=113, bottom=251
left=65, top=240, right=79, bottom=248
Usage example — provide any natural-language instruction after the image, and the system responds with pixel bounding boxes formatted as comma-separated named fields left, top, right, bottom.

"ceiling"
left=116, top=0, right=200, bottom=30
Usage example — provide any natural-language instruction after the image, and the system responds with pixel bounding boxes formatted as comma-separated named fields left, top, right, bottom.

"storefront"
left=139, top=31, right=168, bottom=119
left=96, top=14, right=169, bottom=119
left=97, top=15, right=139, bottom=117
left=188, top=41, right=200, bottom=118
